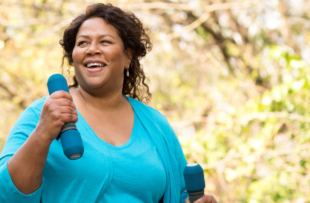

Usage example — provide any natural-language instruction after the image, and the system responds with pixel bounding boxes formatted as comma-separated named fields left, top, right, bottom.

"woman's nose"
left=86, top=42, right=100, bottom=55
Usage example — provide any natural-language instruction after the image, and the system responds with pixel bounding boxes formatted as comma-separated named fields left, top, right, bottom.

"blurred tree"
left=1, top=0, right=310, bottom=202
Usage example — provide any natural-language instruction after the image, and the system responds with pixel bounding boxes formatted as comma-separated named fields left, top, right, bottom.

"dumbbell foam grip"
left=188, top=190, right=204, bottom=203
left=184, top=163, right=206, bottom=203
left=47, top=74, right=84, bottom=160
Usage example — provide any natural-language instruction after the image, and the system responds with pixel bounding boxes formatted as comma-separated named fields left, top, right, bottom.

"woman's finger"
left=50, top=90, right=73, bottom=100
left=194, top=195, right=217, bottom=203
left=49, top=106, right=77, bottom=116
left=53, top=98, right=76, bottom=109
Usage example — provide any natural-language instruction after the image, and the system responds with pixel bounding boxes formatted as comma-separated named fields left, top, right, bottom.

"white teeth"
left=86, top=63, right=105, bottom=68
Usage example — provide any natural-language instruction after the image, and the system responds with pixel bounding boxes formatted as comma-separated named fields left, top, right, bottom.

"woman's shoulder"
left=29, top=97, right=47, bottom=107
left=127, top=96, right=168, bottom=122
left=126, top=97, right=177, bottom=136
left=127, top=97, right=183, bottom=153
left=24, top=97, right=47, bottom=115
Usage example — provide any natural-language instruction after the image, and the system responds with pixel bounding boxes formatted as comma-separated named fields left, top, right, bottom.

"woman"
left=0, top=3, right=216, bottom=203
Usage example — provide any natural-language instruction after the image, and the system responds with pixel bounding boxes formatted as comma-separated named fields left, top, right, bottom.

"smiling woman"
left=60, top=3, right=152, bottom=102
left=0, top=3, right=216, bottom=203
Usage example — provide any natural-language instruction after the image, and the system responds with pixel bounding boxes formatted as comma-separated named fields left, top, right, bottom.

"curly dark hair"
left=59, top=3, right=152, bottom=102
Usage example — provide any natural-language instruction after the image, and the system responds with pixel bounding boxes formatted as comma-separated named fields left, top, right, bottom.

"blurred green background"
left=1, top=0, right=310, bottom=202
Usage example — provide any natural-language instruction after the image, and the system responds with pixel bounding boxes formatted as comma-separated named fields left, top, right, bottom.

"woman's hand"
left=6, top=91, right=77, bottom=195
left=185, top=195, right=217, bottom=203
left=36, top=91, right=78, bottom=142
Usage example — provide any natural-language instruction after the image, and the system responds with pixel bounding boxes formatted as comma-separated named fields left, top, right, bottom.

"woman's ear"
left=125, top=49, right=132, bottom=68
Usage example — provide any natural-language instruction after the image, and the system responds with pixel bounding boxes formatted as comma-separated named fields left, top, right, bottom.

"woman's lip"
left=85, top=66, right=105, bottom=73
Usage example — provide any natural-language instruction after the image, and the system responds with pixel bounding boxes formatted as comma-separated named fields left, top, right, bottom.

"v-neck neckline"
left=76, top=97, right=136, bottom=150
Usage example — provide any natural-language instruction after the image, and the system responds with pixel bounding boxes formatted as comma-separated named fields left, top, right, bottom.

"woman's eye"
left=78, top=41, right=88, bottom=46
left=101, top=40, right=110, bottom=44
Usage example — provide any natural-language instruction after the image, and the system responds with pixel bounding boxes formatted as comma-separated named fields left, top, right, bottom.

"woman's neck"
left=71, top=87, right=127, bottom=113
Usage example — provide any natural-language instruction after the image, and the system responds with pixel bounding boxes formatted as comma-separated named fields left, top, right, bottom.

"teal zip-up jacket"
left=0, top=96, right=189, bottom=203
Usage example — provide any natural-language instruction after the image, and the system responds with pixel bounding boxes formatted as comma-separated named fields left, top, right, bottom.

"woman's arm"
left=0, top=91, right=77, bottom=200
left=7, top=91, right=77, bottom=194
left=7, top=129, right=52, bottom=194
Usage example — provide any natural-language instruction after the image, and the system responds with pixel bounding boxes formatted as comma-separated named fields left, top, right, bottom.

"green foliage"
left=175, top=47, right=310, bottom=202
left=1, top=0, right=310, bottom=202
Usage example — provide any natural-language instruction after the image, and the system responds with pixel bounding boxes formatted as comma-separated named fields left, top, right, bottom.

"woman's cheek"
left=105, top=46, right=125, bottom=61
left=72, top=49, right=78, bottom=65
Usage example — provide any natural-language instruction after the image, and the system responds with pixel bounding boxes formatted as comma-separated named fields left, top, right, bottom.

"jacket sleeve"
left=0, top=107, right=43, bottom=203
left=167, top=124, right=189, bottom=203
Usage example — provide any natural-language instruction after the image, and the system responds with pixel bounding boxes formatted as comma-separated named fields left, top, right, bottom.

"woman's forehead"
left=77, top=17, right=119, bottom=38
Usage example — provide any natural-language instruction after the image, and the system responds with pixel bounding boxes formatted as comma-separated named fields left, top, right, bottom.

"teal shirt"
left=0, top=96, right=188, bottom=203
left=89, top=111, right=166, bottom=202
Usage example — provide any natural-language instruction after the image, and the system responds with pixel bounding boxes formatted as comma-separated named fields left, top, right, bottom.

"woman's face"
left=72, top=17, right=130, bottom=95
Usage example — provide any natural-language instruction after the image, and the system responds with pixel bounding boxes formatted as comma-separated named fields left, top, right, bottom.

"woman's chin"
left=79, top=76, right=122, bottom=93
left=85, top=83, right=106, bottom=90
left=79, top=79, right=106, bottom=91
left=84, top=77, right=107, bottom=87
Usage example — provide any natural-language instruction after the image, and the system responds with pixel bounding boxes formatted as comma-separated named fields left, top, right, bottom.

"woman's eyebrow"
left=77, top=34, right=115, bottom=39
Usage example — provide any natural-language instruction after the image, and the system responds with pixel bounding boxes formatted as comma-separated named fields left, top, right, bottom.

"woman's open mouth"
left=84, top=62, right=106, bottom=73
